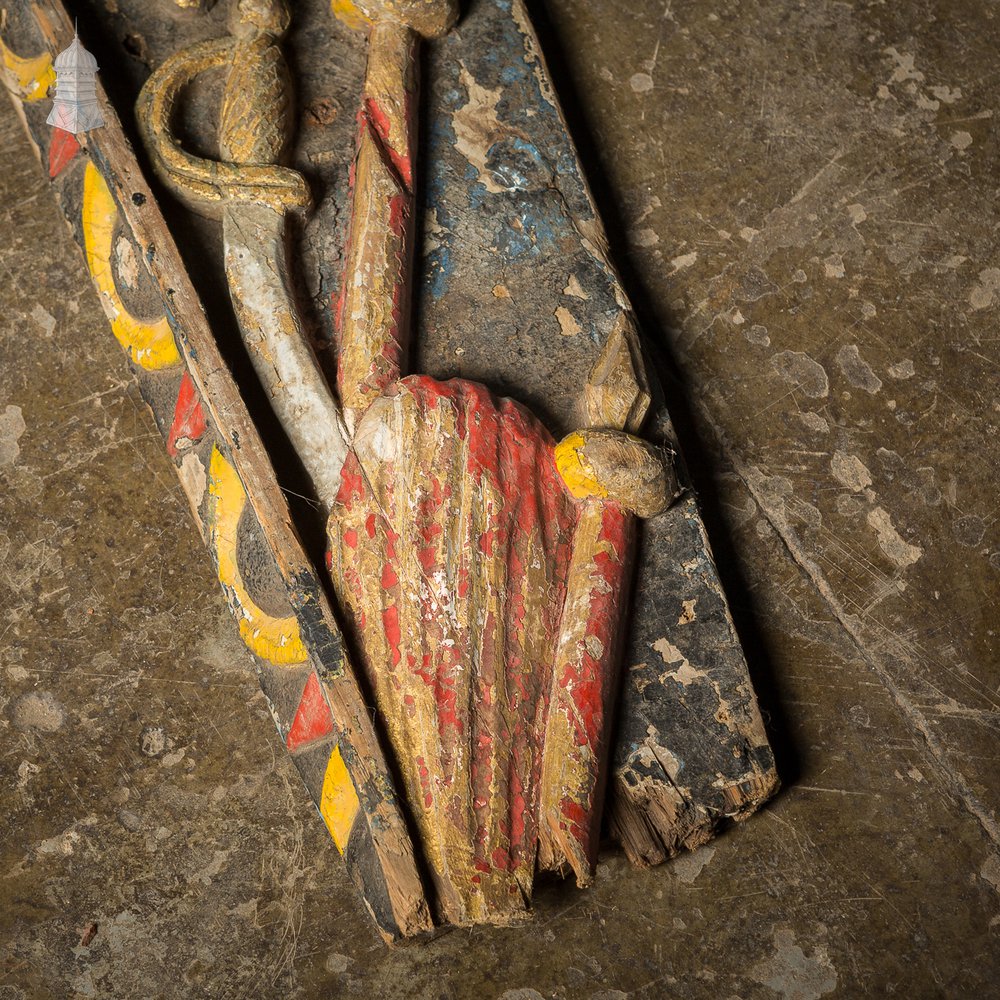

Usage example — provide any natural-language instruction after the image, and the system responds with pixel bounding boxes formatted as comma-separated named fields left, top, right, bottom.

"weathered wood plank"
left=2, top=0, right=430, bottom=941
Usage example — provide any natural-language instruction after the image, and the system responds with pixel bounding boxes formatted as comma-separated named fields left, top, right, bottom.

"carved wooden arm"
left=331, top=0, right=458, bottom=431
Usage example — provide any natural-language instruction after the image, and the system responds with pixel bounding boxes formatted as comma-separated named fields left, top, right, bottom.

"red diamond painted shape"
left=285, top=671, right=335, bottom=752
left=49, top=128, right=80, bottom=178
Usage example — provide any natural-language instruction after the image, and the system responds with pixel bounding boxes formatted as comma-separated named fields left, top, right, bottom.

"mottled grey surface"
left=2, top=0, right=999, bottom=997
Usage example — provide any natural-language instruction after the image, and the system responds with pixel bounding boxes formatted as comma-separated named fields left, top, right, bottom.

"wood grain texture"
left=326, top=1, right=671, bottom=922
left=330, top=376, right=579, bottom=923
left=335, top=19, right=416, bottom=428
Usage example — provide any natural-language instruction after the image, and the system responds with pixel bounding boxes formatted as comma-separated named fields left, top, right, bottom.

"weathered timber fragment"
left=2, top=1, right=430, bottom=941
left=324, top=0, right=675, bottom=924
left=410, top=1, right=780, bottom=864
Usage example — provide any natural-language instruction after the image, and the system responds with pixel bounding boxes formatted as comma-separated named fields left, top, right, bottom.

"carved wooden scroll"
left=136, top=0, right=675, bottom=927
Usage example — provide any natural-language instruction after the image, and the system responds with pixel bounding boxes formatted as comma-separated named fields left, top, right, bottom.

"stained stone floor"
left=2, top=1, right=999, bottom=997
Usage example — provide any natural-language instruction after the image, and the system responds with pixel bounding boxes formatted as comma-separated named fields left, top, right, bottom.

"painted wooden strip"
left=2, top=2, right=431, bottom=942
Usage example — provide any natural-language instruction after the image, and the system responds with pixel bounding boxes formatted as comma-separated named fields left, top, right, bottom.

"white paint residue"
left=969, top=268, right=1000, bottom=311
left=671, top=844, right=716, bottom=884
left=847, top=203, right=867, bottom=224
left=17, top=759, right=40, bottom=790
left=771, top=351, right=829, bottom=398
left=653, top=637, right=709, bottom=686
left=799, top=412, right=829, bottom=434
left=31, top=304, right=57, bottom=337
left=38, top=828, right=81, bottom=857
left=888, top=359, right=915, bottom=379
left=751, top=928, right=838, bottom=1000
left=824, top=253, right=845, bottom=279
left=452, top=65, right=503, bottom=193
left=951, top=130, right=973, bottom=150
left=115, top=234, right=140, bottom=286
left=830, top=451, right=873, bottom=492
left=981, top=855, right=1000, bottom=894
left=423, top=205, right=447, bottom=252
left=632, top=228, right=659, bottom=248
left=670, top=250, right=698, bottom=272
left=885, top=47, right=924, bottom=84
left=630, top=72, right=654, bottom=93
left=867, top=507, right=922, bottom=568
left=836, top=344, right=882, bottom=394
left=931, top=85, right=963, bottom=104
left=0, top=404, right=27, bottom=466
left=177, top=451, right=207, bottom=509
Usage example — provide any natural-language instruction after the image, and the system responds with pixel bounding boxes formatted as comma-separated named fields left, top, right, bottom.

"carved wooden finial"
left=582, top=312, right=652, bottom=434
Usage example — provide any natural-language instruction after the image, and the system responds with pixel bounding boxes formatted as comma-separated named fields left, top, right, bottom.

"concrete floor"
left=2, top=0, right=998, bottom=997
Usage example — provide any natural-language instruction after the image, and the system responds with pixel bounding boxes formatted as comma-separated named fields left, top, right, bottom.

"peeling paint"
left=771, top=351, right=829, bottom=398
left=653, top=637, right=709, bottom=687
left=750, top=928, right=838, bottom=1000
left=452, top=65, right=504, bottom=194
left=830, top=451, right=872, bottom=492
left=554, top=305, right=582, bottom=337
left=836, top=344, right=882, bottom=394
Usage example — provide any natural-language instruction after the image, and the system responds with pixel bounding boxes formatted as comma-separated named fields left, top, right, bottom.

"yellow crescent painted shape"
left=0, top=38, right=55, bottom=102
left=208, top=446, right=308, bottom=666
left=81, top=161, right=181, bottom=370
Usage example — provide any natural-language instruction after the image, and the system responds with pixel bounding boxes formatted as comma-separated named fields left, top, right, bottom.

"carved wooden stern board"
left=2, top=0, right=778, bottom=935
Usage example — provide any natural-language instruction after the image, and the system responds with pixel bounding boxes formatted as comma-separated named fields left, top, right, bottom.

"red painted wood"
left=48, top=128, right=80, bottom=178
left=285, top=671, right=335, bottom=752
left=166, top=371, right=208, bottom=457
left=329, top=375, right=631, bottom=918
